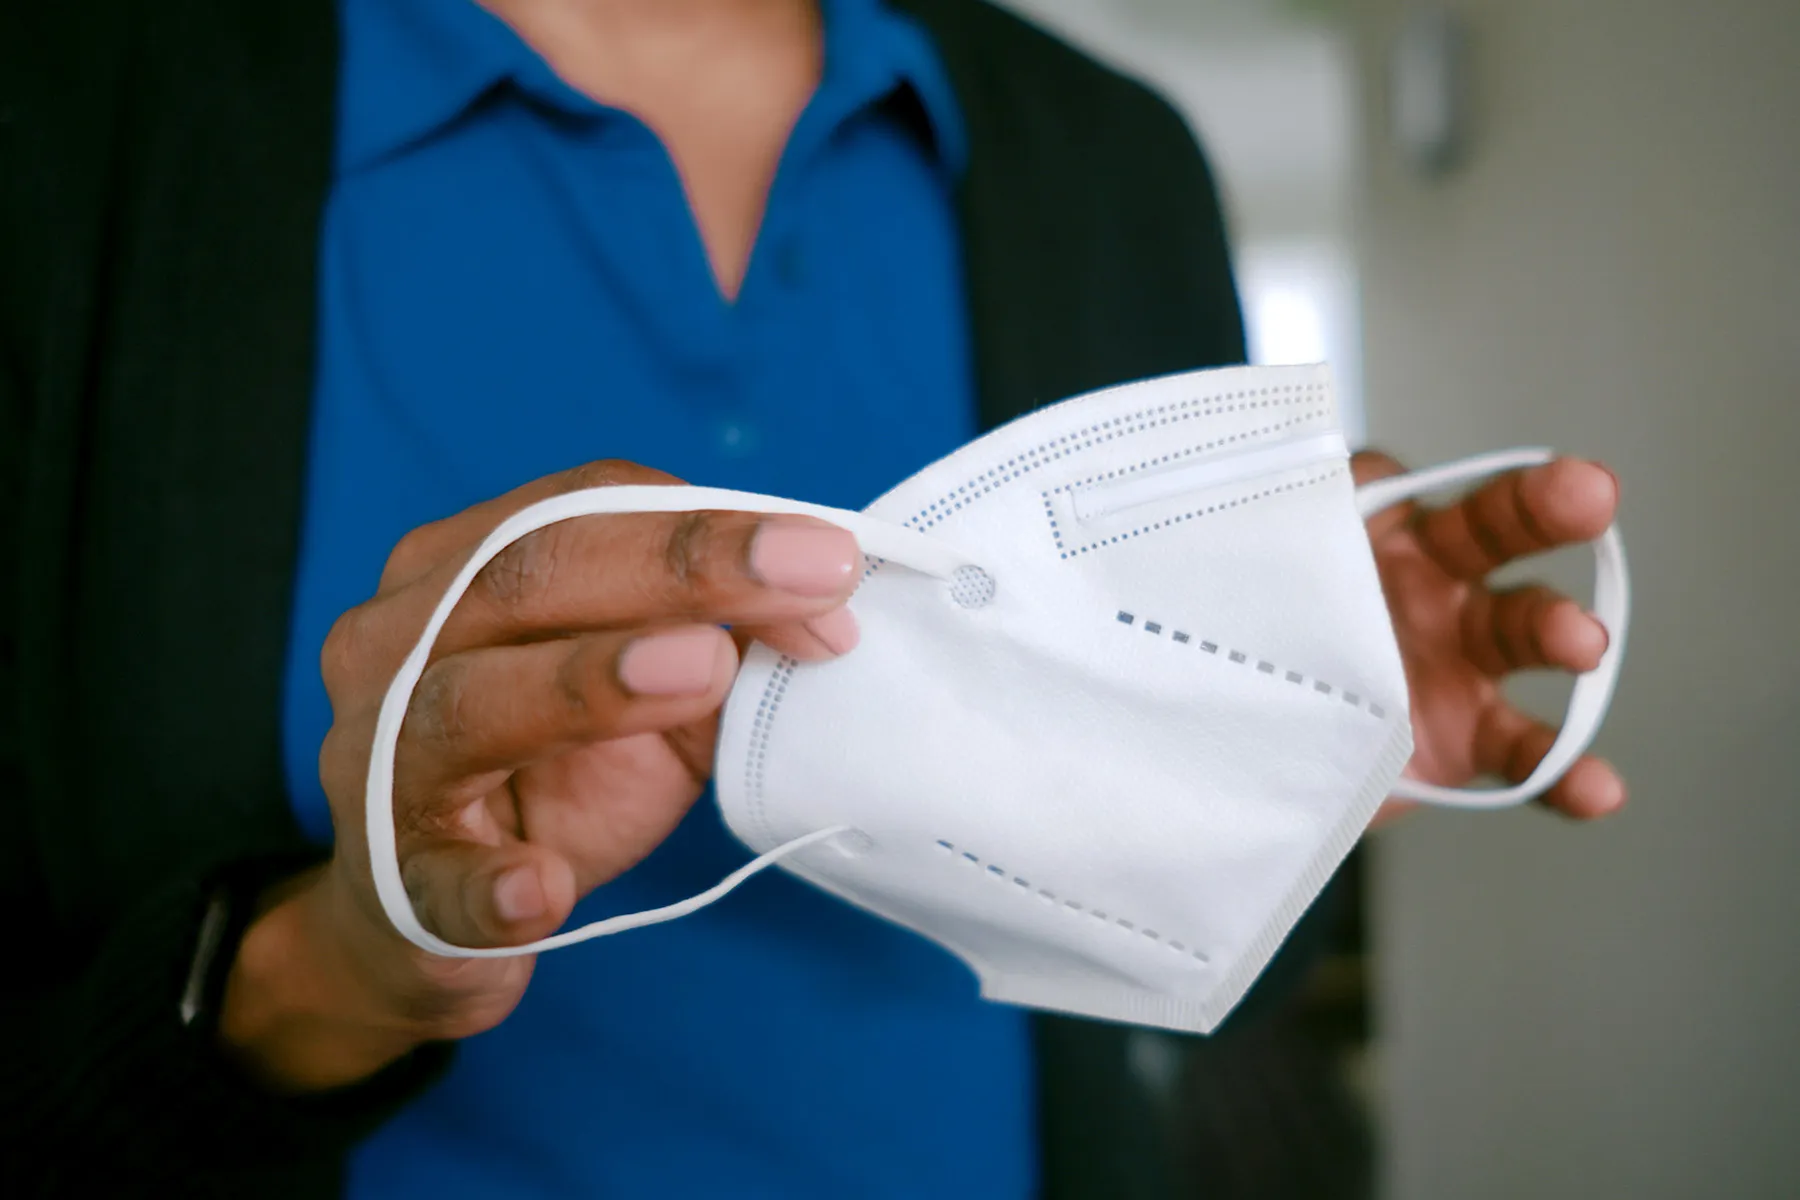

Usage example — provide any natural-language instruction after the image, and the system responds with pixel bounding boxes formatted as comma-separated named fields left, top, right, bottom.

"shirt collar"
left=817, top=0, right=968, bottom=176
left=335, top=0, right=967, bottom=179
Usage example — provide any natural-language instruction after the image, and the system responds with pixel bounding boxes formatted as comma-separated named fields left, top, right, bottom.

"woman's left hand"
left=1354, top=450, right=1627, bottom=827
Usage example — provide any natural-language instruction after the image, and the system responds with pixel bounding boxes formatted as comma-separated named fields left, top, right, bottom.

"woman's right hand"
left=219, top=461, right=864, bottom=1091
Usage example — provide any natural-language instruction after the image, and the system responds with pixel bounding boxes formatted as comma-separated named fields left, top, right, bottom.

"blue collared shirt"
left=280, top=0, right=1033, bottom=1195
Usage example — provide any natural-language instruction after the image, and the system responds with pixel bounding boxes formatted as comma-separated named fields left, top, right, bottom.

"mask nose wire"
left=364, top=485, right=978, bottom=960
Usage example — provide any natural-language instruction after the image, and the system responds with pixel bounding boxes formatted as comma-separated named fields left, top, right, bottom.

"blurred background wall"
left=1007, top=1, right=1800, bottom=1196
left=1002, top=0, right=1369, bottom=442
left=1354, top=3, right=1800, bottom=1197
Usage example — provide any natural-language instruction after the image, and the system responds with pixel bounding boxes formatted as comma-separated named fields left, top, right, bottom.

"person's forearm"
left=220, top=867, right=426, bottom=1093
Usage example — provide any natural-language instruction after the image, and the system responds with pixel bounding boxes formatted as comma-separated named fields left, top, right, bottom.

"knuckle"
left=399, top=848, right=441, bottom=916
left=408, top=658, right=475, bottom=751
left=320, top=605, right=371, bottom=698
left=549, top=639, right=630, bottom=733
left=1494, top=616, right=1524, bottom=668
left=563, top=458, right=684, bottom=492
left=381, top=524, right=441, bottom=591
left=553, top=646, right=598, bottom=724
left=1466, top=510, right=1511, bottom=568
left=480, top=523, right=567, bottom=612
left=1528, top=587, right=1566, bottom=621
left=393, top=783, right=461, bottom=850
left=1511, top=477, right=1560, bottom=543
left=317, top=725, right=361, bottom=802
left=659, top=512, right=738, bottom=616
left=397, top=852, right=469, bottom=951
left=663, top=512, right=710, bottom=589
left=566, top=459, right=635, bottom=491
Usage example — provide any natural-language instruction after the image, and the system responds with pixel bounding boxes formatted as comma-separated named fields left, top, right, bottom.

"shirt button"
left=713, top=418, right=761, bottom=457
left=774, top=238, right=806, bottom=288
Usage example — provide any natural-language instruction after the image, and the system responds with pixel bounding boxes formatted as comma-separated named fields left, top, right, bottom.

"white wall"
left=1352, top=2, right=1800, bottom=1197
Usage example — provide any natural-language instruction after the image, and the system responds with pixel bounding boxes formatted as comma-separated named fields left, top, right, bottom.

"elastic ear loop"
left=364, top=486, right=978, bottom=959
left=1355, top=449, right=1631, bottom=809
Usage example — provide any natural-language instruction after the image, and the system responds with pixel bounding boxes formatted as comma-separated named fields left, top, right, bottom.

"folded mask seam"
left=1199, top=717, right=1415, bottom=1029
left=1113, top=609, right=1392, bottom=720
left=932, top=838, right=1213, bottom=966
left=900, top=385, right=1326, bottom=536
left=1051, top=466, right=1347, bottom=559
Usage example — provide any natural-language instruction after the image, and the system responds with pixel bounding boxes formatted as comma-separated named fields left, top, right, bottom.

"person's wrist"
left=219, top=865, right=428, bottom=1094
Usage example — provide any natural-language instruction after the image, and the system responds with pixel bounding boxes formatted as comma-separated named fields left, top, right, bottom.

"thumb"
left=400, top=840, right=578, bottom=951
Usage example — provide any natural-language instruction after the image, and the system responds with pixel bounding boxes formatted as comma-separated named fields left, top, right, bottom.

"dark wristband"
left=178, top=852, right=324, bottom=1037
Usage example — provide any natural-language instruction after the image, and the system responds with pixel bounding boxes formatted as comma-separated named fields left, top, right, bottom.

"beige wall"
left=1352, top=2, right=1800, bottom=1197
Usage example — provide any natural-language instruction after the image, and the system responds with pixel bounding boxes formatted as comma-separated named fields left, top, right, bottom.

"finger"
left=437, top=510, right=859, bottom=656
left=1416, top=458, right=1619, bottom=582
left=377, top=460, right=684, bottom=595
left=1461, top=584, right=1610, bottom=675
left=734, top=605, right=861, bottom=662
left=401, top=837, right=578, bottom=949
left=1473, top=703, right=1558, bottom=786
left=399, top=625, right=738, bottom=791
left=1539, top=755, right=1628, bottom=821
left=1351, top=449, right=1419, bottom=543
left=1473, top=703, right=1627, bottom=819
left=325, top=512, right=858, bottom=702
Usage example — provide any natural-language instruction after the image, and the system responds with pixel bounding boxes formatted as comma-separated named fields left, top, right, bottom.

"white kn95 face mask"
left=363, top=363, right=1629, bottom=1034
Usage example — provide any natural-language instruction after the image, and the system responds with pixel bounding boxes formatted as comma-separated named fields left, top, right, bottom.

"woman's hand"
left=221, top=461, right=863, bottom=1090
left=1354, top=451, right=1627, bottom=827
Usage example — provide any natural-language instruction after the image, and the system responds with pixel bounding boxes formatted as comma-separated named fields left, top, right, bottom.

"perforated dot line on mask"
left=1038, top=410, right=1330, bottom=551
left=899, top=385, right=1325, bottom=535
left=1115, top=610, right=1392, bottom=720
left=1045, top=408, right=1330, bottom=500
left=758, top=392, right=1333, bottom=843
left=744, top=657, right=801, bottom=849
left=751, top=464, right=1343, bottom=847
left=1051, top=467, right=1346, bottom=559
left=744, top=567, right=997, bottom=844
left=933, top=840, right=1212, bottom=965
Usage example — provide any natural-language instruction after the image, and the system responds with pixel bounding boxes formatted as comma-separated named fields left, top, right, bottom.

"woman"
left=2, top=0, right=1623, bottom=1194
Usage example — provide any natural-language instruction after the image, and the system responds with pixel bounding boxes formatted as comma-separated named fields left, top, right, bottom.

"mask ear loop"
left=363, top=485, right=978, bottom=959
left=1355, top=449, right=1631, bottom=809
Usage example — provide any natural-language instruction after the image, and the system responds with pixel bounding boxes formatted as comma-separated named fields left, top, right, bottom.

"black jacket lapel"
left=899, top=0, right=1247, bottom=434
left=27, top=0, right=338, bottom=935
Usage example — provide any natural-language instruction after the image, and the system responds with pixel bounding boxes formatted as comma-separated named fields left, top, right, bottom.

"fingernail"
left=1583, top=615, right=1611, bottom=660
left=1588, top=779, right=1627, bottom=818
left=493, top=866, right=544, bottom=924
left=804, top=606, right=860, bottom=655
left=618, top=628, right=723, bottom=696
left=750, top=521, right=859, bottom=597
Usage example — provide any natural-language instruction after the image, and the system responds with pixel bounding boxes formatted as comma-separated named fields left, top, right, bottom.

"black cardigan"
left=1, top=1, right=1324, bottom=1194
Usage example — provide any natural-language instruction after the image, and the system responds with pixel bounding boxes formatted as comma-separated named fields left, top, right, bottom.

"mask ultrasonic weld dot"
left=948, top=564, right=996, bottom=608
